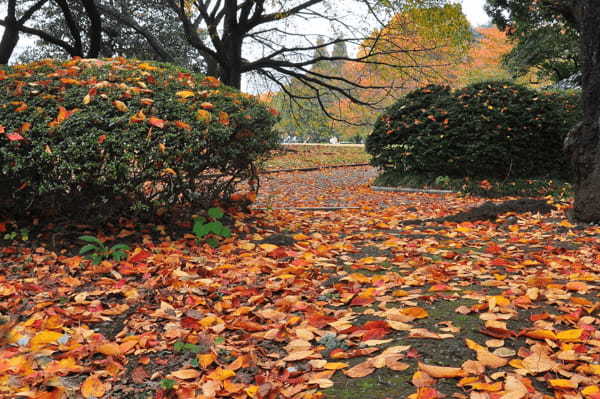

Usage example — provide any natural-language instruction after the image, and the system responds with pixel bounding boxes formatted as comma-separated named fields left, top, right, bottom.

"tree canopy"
left=484, top=0, right=580, bottom=83
left=269, top=3, right=473, bottom=141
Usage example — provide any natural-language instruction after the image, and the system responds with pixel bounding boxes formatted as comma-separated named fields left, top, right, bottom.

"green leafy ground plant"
left=78, top=235, right=130, bottom=264
left=192, top=207, right=231, bottom=248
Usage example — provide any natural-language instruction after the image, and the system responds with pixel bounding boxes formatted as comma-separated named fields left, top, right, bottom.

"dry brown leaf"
left=362, top=339, right=393, bottom=346
left=455, top=305, right=472, bottom=315
left=387, top=320, right=413, bottom=331
left=493, top=347, right=516, bottom=358
left=381, top=345, right=411, bottom=356
left=412, top=371, right=436, bottom=387
left=96, top=342, right=122, bottom=356
left=409, top=328, right=453, bottom=339
left=131, top=366, right=149, bottom=384
left=81, top=374, right=107, bottom=398
left=295, top=328, right=315, bottom=341
left=283, top=350, right=314, bottom=361
left=285, top=339, right=312, bottom=352
left=500, top=375, right=528, bottom=399
left=371, top=355, right=387, bottom=369
left=385, top=355, right=410, bottom=371
left=522, top=352, right=556, bottom=374
left=170, top=368, right=201, bottom=379
left=477, top=349, right=508, bottom=368
left=485, top=339, right=505, bottom=348
left=309, top=359, right=327, bottom=369
left=308, top=378, right=334, bottom=388
left=419, top=362, right=466, bottom=378
left=462, top=360, right=485, bottom=375
left=202, top=380, right=221, bottom=397
left=343, top=360, right=375, bottom=378
left=198, top=353, right=217, bottom=368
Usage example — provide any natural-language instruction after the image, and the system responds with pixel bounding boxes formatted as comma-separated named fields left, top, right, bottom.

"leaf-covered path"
left=2, top=166, right=600, bottom=399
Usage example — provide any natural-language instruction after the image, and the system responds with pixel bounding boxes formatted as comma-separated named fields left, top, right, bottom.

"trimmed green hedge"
left=0, top=58, right=279, bottom=219
left=366, top=81, right=581, bottom=180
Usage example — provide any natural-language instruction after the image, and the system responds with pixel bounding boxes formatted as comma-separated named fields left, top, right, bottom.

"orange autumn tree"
left=328, top=3, right=472, bottom=138
left=450, top=26, right=513, bottom=86
left=330, top=24, right=518, bottom=139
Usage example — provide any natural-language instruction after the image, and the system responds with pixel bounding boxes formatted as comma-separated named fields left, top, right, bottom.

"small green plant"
left=173, top=341, right=203, bottom=354
left=159, top=379, right=176, bottom=390
left=3, top=227, right=29, bottom=241
left=78, top=235, right=130, bottom=265
left=192, top=207, right=232, bottom=248
left=434, top=175, right=451, bottom=188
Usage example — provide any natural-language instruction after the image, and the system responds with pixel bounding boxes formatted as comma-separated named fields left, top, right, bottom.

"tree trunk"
left=220, top=4, right=243, bottom=89
left=565, top=0, right=600, bottom=222
left=220, top=35, right=242, bottom=90
left=0, top=22, right=19, bottom=64
left=81, top=0, right=102, bottom=57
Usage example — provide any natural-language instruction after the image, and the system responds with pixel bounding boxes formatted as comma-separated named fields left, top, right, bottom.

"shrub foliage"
left=366, top=81, right=581, bottom=179
left=0, top=58, right=279, bottom=219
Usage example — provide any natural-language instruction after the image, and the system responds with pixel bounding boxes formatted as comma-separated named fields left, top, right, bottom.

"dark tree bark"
left=564, top=0, right=600, bottom=222
left=54, top=0, right=84, bottom=56
left=95, top=3, right=175, bottom=62
left=81, top=0, right=102, bottom=57
left=0, top=0, right=48, bottom=64
left=0, top=17, right=19, bottom=64
left=136, top=0, right=429, bottom=106
left=0, top=0, right=102, bottom=61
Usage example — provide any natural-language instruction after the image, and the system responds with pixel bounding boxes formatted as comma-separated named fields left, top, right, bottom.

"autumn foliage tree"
left=271, top=3, right=472, bottom=140
left=485, top=0, right=580, bottom=83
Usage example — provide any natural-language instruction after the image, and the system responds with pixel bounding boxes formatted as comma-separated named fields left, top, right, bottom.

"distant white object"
left=329, top=137, right=339, bottom=144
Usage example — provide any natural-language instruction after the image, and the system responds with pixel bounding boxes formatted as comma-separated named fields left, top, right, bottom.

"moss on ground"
left=324, top=368, right=414, bottom=399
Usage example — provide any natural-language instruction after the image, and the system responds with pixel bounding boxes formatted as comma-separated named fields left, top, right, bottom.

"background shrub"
left=367, top=80, right=581, bottom=180
left=0, top=58, right=279, bottom=220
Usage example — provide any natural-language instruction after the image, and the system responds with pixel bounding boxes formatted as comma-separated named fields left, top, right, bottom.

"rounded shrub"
left=366, top=84, right=452, bottom=172
left=0, top=58, right=279, bottom=219
left=367, top=81, right=581, bottom=179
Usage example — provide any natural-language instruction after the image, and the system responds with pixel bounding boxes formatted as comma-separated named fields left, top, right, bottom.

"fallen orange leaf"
left=81, top=374, right=107, bottom=398
left=418, top=362, right=466, bottom=378
left=343, top=360, right=375, bottom=378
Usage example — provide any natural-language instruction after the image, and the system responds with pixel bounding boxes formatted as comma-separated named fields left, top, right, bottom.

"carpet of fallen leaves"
left=2, top=165, right=600, bottom=399
left=261, top=145, right=369, bottom=171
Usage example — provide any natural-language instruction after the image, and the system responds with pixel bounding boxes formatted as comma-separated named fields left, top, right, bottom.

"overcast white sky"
left=461, top=0, right=489, bottom=26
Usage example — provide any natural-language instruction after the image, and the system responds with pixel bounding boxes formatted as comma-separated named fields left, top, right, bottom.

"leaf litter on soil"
left=1, top=165, right=600, bottom=399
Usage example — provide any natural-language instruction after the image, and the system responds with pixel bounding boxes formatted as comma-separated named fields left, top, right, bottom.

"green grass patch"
left=262, top=145, right=370, bottom=170
left=374, top=170, right=573, bottom=199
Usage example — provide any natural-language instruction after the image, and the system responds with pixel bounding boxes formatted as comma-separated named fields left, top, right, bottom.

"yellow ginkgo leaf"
left=198, top=353, right=216, bottom=368
left=112, top=100, right=128, bottom=112
left=556, top=329, right=583, bottom=341
left=207, top=367, right=235, bottom=380
left=81, top=374, right=107, bottom=398
left=259, top=244, right=278, bottom=252
left=161, top=168, right=177, bottom=176
left=196, top=109, right=212, bottom=122
left=176, top=90, right=195, bottom=98
left=97, top=343, right=122, bottom=356
left=549, top=379, right=578, bottom=389
left=30, top=330, right=63, bottom=350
